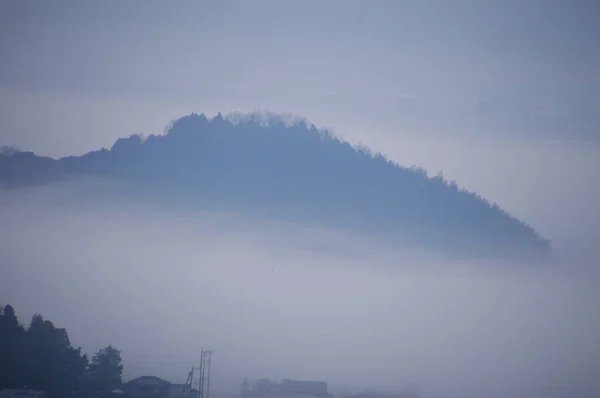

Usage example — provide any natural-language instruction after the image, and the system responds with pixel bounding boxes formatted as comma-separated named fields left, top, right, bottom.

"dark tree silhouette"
left=87, top=345, right=123, bottom=392
left=0, top=304, right=29, bottom=390
left=26, top=314, right=89, bottom=398
left=0, top=304, right=120, bottom=398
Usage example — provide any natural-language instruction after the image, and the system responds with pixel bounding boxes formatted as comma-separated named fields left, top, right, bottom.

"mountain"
left=0, top=112, right=551, bottom=261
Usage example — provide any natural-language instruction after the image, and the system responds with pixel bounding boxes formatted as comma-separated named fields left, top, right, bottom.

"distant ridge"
left=0, top=112, right=551, bottom=262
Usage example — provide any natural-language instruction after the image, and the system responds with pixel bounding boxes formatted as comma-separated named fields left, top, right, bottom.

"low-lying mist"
left=1, top=183, right=598, bottom=398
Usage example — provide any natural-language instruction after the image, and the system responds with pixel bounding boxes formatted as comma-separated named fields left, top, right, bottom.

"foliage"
left=87, top=345, right=123, bottom=392
left=0, top=146, right=20, bottom=156
left=0, top=112, right=551, bottom=261
left=0, top=303, right=122, bottom=398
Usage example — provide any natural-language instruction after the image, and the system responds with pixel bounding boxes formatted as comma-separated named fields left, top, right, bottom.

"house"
left=241, top=379, right=331, bottom=398
left=167, top=384, right=199, bottom=398
left=280, top=380, right=329, bottom=398
left=99, top=376, right=198, bottom=398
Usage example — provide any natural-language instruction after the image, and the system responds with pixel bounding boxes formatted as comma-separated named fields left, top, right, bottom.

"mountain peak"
left=111, top=134, right=144, bottom=153
left=0, top=112, right=551, bottom=262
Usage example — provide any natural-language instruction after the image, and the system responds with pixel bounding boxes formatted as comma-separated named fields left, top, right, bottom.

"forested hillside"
left=0, top=113, right=551, bottom=261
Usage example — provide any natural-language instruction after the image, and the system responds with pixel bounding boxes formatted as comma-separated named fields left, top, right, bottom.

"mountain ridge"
left=0, top=112, right=551, bottom=262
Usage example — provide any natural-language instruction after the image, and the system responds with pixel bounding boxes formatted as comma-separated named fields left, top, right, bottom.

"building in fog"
left=279, top=380, right=329, bottom=398
left=97, top=376, right=199, bottom=398
left=241, top=378, right=331, bottom=398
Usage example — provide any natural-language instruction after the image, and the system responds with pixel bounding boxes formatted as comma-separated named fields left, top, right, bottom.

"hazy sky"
left=1, top=2, right=600, bottom=397
left=1, top=0, right=599, bottom=149
left=1, top=0, right=599, bottom=250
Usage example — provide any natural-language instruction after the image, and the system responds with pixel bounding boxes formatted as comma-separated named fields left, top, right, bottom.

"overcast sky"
left=1, top=1, right=599, bottom=246
left=3, top=0, right=599, bottom=256
left=1, top=0, right=599, bottom=145
left=1, top=2, right=600, bottom=396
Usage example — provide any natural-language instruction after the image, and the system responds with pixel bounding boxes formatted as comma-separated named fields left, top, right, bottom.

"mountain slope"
left=0, top=112, right=551, bottom=261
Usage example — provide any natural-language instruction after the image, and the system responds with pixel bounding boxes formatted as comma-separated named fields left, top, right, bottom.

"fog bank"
left=1, top=185, right=599, bottom=398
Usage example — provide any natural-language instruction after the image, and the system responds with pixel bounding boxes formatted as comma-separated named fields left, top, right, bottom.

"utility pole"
left=206, top=349, right=212, bottom=398
left=198, top=349, right=213, bottom=398
left=201, top=350, right=206, bottom=398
